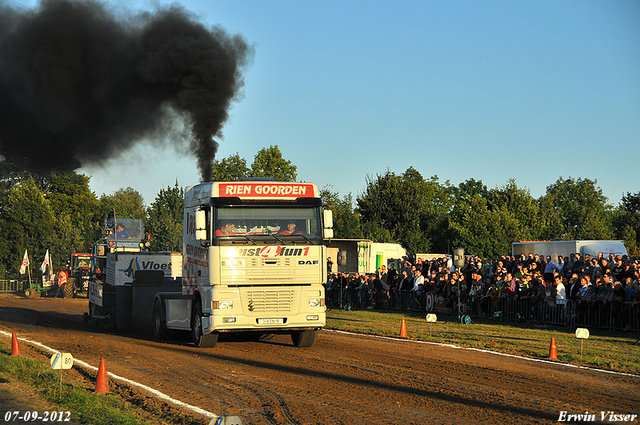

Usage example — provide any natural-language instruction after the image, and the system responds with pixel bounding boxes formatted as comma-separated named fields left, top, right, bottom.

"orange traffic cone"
left=399, top=318, right=407, bottom=338
left=11, top=332, right=21, bottom=356
left=549, top=337, right=558, bottom=360
left=95, top=359, right=109, bottom=394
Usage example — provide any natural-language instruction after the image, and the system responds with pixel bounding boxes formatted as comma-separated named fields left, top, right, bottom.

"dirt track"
left=1, top=294, right=638, bottom=425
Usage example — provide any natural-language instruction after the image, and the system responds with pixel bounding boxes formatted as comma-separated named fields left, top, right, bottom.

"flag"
left=19, top=250, right=29, bottom=275
left=40, top=249, right=50, bottom=274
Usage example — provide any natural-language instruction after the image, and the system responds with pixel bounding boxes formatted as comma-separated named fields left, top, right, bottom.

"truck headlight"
left=212, top=300, right=234, bottom=309
left=308, top=298, right=324, bottom=307
left=221, top=259, right=245, bottom=267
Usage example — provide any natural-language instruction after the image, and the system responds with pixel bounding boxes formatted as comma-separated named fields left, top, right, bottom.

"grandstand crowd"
left=325, top=251, right=640, bottom=331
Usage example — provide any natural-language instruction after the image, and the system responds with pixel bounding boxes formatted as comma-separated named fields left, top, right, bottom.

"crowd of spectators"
left=325, top=251, right=640, bottom=330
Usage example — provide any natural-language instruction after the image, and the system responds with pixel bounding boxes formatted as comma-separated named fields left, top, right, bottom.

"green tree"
left=0, top=186, right=11, bottom=277
left=209, top=147, right=298, bottom=181
left=211, top=152, right=250, bottom=181
left=357, top=167, right=451, bottom=254
left=450, top=178, right=489, bottom=205
left=43, top=172, right=101, bottom=253
left=612, top=192, right=640, bottom=256
left=2, top=179, right=56, bottom=274
left=449, top=195, right=522, bottom=258
left=250, top=145, right=297, bottom=181
left=486, top=179, right=542, bottom=241
left=146, top=182, right=184, bottom=252
left=539, top=177, right=613, bottom=240
left=100, top=187, right=146, bottom=220
left=320, top=186, right=362, bottom=239
left=0, top=172, right=104, bottom=274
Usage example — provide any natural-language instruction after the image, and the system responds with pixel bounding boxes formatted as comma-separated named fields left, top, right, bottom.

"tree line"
left=325, top=168, right=640, bottom=259
left=1, top=145, right=638, bottom=277
left=0, top=169, right=183, bottom=278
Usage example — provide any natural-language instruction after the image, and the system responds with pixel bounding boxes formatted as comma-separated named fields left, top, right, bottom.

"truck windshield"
left=214, top=207, right=322, bottom=239
left=106, top=218, right=144, bottom=241
left=72, top=256, right=92, bottom=270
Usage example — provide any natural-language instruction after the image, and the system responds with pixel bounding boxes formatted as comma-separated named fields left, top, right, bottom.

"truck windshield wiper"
left=299, top=234, right=313, bottom=244
left=238, top=234, right=258, bottom=245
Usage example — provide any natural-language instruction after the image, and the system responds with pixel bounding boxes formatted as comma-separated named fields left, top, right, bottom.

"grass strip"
left=326, top=309, right=640, bottom=375
left=0, top=343, right=202, bottom=425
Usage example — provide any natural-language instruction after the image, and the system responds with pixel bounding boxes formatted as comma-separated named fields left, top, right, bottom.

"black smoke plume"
left=0, top=0, right=251, bottom=181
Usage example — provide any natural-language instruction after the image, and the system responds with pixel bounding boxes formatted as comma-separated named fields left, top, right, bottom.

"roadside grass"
left=326, top=308, right=640, bottom=375
left=0, top=343, right=203, bottom=425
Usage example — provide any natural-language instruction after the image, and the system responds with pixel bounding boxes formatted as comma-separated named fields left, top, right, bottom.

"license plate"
left=258, top=318, right=284, bottom=325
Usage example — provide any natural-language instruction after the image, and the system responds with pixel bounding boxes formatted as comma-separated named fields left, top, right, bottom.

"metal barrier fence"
left=0, top=279, right=29, bottom=293
left=329, top=287, right=640, bottom=332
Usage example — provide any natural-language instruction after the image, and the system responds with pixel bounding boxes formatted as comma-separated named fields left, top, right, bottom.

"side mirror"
left=323, top=209, right=333, bottom=239
left=195, top=209, right=207, bottom=241
left=323, top=209, right=333, bottom=229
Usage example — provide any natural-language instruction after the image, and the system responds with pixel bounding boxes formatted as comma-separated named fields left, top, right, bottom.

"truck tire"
left=192, top=302, right=218, bottom=348
left=152, top=299, right=167, bottom=340
left=64, top=278, right=75, bottom=299
left=291, top=330, right=318, bottom=347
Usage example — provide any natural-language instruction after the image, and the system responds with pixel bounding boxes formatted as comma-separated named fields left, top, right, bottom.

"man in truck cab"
left=116, top=223, right=131, bottom=239
left=278, top=220, right=302, bottom=236
left=215, top=221, right=236, bottom=236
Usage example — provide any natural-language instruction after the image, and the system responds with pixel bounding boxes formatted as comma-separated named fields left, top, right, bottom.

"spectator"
left=571, top=253, right=585, bottom=276
left=557, top=255, right=565, bottom=274
left=54, top=268, right=68, bottom=298
left=412, top=269, right=423, bottom=289
left=357, top=275, right=370, bottom=308
left=544, top=255, right=559, bottom=283
left=555, top=274, right=567, bottom=306
left=372, top=274, right=390, bottom=307
left=387, top=264, right=398, bottom=288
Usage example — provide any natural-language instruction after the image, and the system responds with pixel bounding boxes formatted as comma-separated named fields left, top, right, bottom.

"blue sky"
left=12, top=0, right=640, bottom=206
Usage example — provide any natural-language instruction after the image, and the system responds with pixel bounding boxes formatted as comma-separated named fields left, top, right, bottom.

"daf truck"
left=87, top=181, right=333, bottom=349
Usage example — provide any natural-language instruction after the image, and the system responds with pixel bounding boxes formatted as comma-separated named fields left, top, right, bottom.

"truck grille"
left=246, top=289, right=294, bottom=313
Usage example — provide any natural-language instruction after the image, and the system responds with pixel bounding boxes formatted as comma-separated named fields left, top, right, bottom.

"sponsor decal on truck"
left=107, top=253, right=182, bottom=286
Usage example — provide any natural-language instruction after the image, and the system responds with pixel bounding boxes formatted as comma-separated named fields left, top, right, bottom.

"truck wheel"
left=24, top=288, right=33, bottom=298
left=152, top=300, right=167, bottom=340
left=291, top=330, right=318, bottom=347
left=192, top=302, right=218, bottom=348
left=63, top=279, right=75, bottom=299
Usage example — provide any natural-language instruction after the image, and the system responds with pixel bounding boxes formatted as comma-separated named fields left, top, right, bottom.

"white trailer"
left=87, top=251, right=182, bottom=330
left=327, top=239, right=407, bottom=275
left=512, top=240, right=628, bottom=259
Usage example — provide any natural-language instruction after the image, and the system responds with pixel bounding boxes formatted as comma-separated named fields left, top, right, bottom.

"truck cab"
left=159, top=181, right=332, bottom=348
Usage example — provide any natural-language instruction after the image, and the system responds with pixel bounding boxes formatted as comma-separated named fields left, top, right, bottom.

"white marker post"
left=575, top=328, right=589, bottom=358
left=50, top=352, right=74, bottom=370
left=425, top=313, right=437, bottom=339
